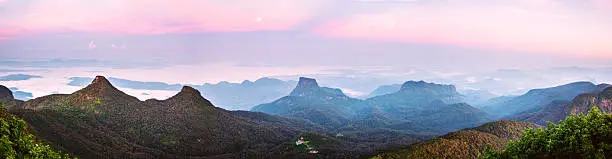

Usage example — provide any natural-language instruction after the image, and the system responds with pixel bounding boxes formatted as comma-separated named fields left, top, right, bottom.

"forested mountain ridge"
left=5, top=76, right=326, bottom=158
left=512, top=86, right=612, bottom=125
left=483, top=81, right=609, bottom=117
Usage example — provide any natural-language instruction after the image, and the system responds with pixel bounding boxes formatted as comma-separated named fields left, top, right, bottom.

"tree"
left=483, top=106, right=612, bottom=159
left=0, top=102, right=73, bottom=159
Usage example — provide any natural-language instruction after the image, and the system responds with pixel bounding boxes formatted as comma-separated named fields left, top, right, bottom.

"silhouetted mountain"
left=482, top=81, right=607, bottom=117
left=252, top=77, right=362, bottom=128
left=368, top=81, right=464, bottom=106
left=366, top=84, right=401, bottom=98
left=511, top=86, right=612, bottom=125
left=67, top=76, right=296, bottom=110
left=363, top=81, right=489, bottom=132
left=0, top=85, right=24, bottom=109
left=194, top=77, right=297, bottom=110
left=0, top=85, right=14, bottom=99
left=373, top=120, right=541, bottom=159
left=255, top=78, right=490, bottom=134
left=8, top=76, right=327, bottom=158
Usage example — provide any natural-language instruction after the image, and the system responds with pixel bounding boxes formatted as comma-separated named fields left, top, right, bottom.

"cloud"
left=314, top=0, right=612, bottom=57
left=0, top=0, right=326, bottom=36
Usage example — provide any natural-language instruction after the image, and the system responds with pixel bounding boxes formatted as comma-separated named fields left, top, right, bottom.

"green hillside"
left=372, top=120, right=540, bottom=159
left=0, top=103, right=72, bottom=159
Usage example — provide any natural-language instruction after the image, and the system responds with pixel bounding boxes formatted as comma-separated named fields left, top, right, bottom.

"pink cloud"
left=0, top=28, right=26, bottom=40
left=2, top=0, right=325, bottom=35
left=314, top=0, right=612, bottom=57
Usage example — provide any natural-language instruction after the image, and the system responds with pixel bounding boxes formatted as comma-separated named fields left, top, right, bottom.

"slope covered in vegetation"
left=0, top=103, right=72, bottom=159
left=372, top=120, right=540, bottom=159
left=484, top=106, right=612, bottom=158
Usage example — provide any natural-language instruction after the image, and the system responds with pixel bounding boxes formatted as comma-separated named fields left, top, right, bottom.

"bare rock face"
left=290, top=77, right=321, bottom=97
left=296, top=77, right=319, bottom=89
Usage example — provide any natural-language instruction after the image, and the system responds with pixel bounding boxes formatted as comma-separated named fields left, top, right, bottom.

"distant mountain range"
left=482, top=82, right=610, bottom=117
left=252, top=77, right=364, bottom=129
left=67, top=77, right=296, bottom=110
left=1, top=76, right=431, bottom=158
left=510, top=86, right=612, bottom=125
left=254, top=78, right=492, bottom=134
left=363, top=81, right=491, bottom=132
left=192, top=78, right=297, bottom=110
left=374, top=83, right=612, bottom=158
left=366, top=83, right=497, bottom=107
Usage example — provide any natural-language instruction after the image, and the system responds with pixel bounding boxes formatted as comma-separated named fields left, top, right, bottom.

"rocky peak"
left=288, top=77, right=349, bottom=99
left=290, top=77, right=321, bottom=97
left=296, top=77, right=319, bottom=89
left=0, top=85, right=14, bottom=100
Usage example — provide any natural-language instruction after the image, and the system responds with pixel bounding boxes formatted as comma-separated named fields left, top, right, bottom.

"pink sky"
left=0, top=0, right=611, bottom=58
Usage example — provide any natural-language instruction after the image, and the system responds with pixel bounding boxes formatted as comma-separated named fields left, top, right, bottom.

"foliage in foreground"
left=483, top=106, right=612, bottom=159
left=370, top=120, right=538, bottom=159
left=0, top=103, right=72, bottom=159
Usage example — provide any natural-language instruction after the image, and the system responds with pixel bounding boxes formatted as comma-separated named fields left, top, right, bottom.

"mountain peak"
left=92, top=76, right=112, bottom=86
left=0, top=85, right=14, bottom=100
left=180, top=86, right=200, bottom=95
left=400, top=81, right=428, bottom=90
left=525, top=81, right=596, bottom=95
left=296, top=77, right=319, bottom=89
left=289, top=77, right=321, bottom=97
left=86, top=76, right=115, bottom=91
left=288, top=77, right=350, bottom=99
left=73, top=75, right=129, bottom=99
left=400, top=81, right=457, bottom=93
left=167, top=86, right=214, bottom=107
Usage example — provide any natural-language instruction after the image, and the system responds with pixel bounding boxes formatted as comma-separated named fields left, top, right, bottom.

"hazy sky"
left=1, top=0, right=612, bottom=100
left=1, top=0, right=611, bottom=67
